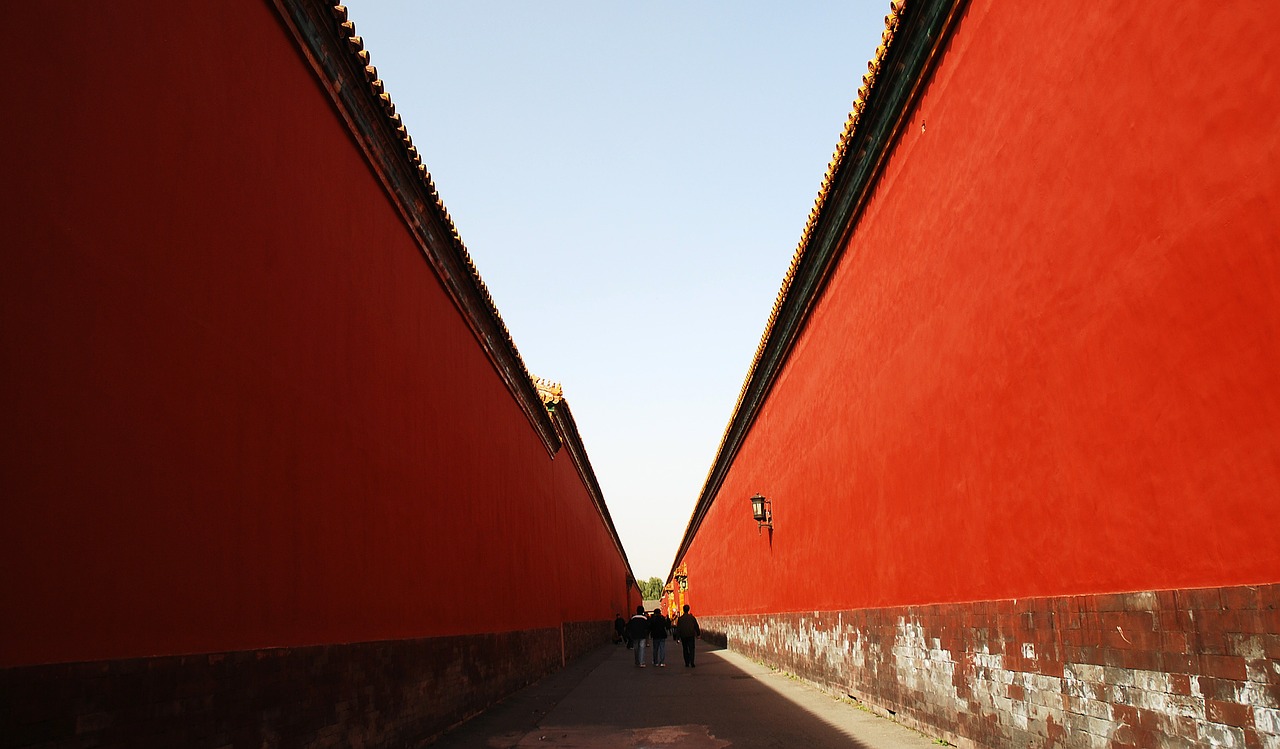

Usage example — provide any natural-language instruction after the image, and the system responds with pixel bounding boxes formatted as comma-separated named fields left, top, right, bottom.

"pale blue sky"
left=342, top=1, right=891, bottom=580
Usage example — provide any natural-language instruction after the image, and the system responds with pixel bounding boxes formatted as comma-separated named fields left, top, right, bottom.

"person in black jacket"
left=625, top=606, right=651, bottom=667
left=648, top=608, right=670, bottom=666
left=675, top=604, right=700, bottom=667
left=614, top=613, right=627, bottom=646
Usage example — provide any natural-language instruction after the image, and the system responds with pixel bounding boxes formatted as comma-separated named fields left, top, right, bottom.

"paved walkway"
left=429, top=641, right=942, bottom=748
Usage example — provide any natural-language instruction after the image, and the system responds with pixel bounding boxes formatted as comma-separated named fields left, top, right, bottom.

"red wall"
left=684, top=1, right=1280, bottom=615
left=1, top=1, right=631, bottom=667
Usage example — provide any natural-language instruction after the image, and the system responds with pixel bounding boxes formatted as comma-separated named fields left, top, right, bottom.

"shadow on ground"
left=426, top=641, right=938, bottom=749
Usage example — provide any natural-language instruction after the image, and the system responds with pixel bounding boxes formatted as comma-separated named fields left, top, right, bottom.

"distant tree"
left=639, top=576, right=664, bottom=600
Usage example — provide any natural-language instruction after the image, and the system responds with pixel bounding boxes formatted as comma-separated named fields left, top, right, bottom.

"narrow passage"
left=430, top=642, right=941, bottom=748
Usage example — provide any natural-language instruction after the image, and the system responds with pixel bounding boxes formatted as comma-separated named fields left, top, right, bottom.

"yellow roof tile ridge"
left=330, top=4, right=535, bottom=382
left=531, top=376, right=564, bottom=406
left=701, top=0, right=907, bottom=493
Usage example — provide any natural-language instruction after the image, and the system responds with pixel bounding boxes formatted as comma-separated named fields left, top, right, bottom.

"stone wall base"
left=703, top=584, right=1280, bottom=749
left=1, top=620, right=611, bottom=748
left=563, top=619, right=614, bottom=662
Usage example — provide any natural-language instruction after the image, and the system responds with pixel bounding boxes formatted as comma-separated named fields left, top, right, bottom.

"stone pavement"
left=427, top=641, right=942, bottom=748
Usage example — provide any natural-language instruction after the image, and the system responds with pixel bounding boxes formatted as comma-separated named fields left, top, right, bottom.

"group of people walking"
left=614, top=604, right=700, bottom=668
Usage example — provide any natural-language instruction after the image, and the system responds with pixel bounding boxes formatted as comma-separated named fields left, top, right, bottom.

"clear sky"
left=342, top=1, right=891, bottom=581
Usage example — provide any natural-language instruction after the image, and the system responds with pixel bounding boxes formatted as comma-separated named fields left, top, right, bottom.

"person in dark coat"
left=675, top=604, right=700, bottom=667
left=625, top=605, right=651, bottom=667
left=614, top=613, right=627, bottom=646
left=649, top=608, right=670, bottom=666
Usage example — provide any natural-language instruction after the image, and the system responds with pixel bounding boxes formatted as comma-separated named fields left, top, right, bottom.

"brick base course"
left=563, top=619, right=614, bottom=663
left=703, top=584, right=1280, bottom=749
left=1, top=620, right=612, bottom=748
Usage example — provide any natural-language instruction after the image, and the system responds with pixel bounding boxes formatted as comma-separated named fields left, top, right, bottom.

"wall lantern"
left=750, top=493, right=772, bottom=533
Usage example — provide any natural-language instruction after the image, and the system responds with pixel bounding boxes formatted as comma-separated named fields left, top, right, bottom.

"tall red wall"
left=684, top=0, right=1280, bottom=615
left=1, top=0, right=631, bottom=671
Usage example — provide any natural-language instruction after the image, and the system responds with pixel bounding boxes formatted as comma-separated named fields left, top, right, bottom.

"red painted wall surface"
left=0, top=1, right=631, bottom=667
left=684, top=1, right=1280, bottom=615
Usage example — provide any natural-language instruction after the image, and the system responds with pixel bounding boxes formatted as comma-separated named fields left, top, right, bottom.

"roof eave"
left=271, top=0, right=562, bottom=455
left=669, top=0, right=971, bottom=581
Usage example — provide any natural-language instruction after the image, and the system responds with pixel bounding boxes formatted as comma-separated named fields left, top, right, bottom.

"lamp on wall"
left=750, top=493, right=772, bottom=533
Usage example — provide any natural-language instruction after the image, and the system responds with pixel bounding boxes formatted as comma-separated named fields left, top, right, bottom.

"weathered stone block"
left=702, top=583, right=1280, bottom=749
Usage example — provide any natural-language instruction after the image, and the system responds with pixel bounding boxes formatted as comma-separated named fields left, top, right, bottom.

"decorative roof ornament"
left=532, top=376, right=564, bottom=407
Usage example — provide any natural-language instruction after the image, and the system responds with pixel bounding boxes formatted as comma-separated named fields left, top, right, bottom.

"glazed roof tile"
left=532, top=377, right=565, bottom=406
left=331, top=5, right=534, bottom=394
left=319, top=4, right=633, bottom=576
left=673, top=0, right=939, bottom=580
left=731, top=0, right=906, bottom=432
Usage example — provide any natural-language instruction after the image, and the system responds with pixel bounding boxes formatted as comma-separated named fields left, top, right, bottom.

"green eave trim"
left=671, top=0, right=969, bottom=578
left=271, top=0, right=562, bottom=455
